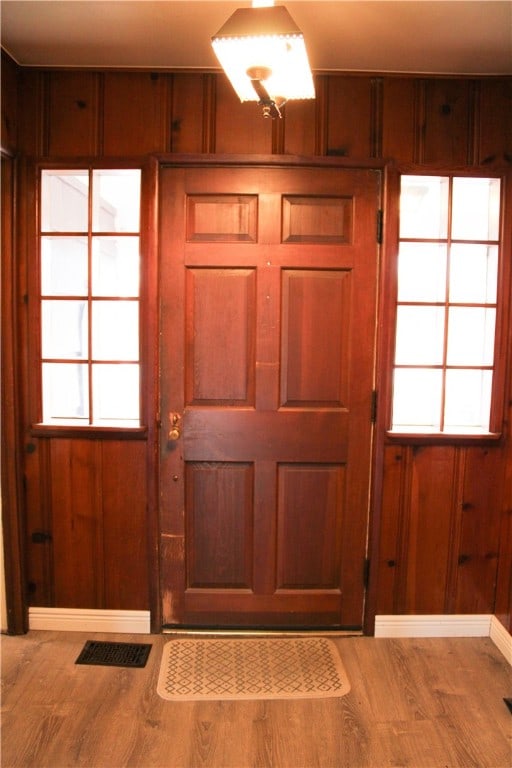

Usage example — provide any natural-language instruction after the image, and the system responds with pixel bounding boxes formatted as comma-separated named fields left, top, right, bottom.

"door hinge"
left=371, top=390, right=378, bottom=423
left=363, top=558, right=371, bottom=589
left=376, top=209, right=383, bottom=244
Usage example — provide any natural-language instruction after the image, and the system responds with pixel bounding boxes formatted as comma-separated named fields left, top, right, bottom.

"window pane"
left=444, top=369, right=492, bottom=432
left=41, top=171, right=89, bottom=232
left=42, top=300, right=88, bottom=359
left=92, top=237, right=140, bottom=296
left=92, top=169, right=141, bottom=232
left=92, top=364, right=140, bottom=424
left=397, top=243, right=447, bottom=302
left=42, top=363, right=89, bottom=422
left=447, top=307, right=495, bottom=366
left=451, top=177, right=501, bottom=241
left=399, top=176, right=449, bottom=239
left=392, top=369, right=442, bottom=430
left=395, top=306, right=445, bottom=365
left=92, top=301, right=139, bottom=360
left=41, top=237, right=88, bottom=296
left=449, top=244, right=498, bottom=303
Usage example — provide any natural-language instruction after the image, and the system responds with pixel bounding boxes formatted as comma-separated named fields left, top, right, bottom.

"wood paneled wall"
left=2, top=53, right=511, bottom=632
left=375, top=444, right=507, bottom=615
left=9, top=68, right=512, bottom=163
left=23, top=438, right=149, bottom=609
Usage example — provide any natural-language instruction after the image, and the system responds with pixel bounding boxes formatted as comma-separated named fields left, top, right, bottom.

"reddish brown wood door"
left=159, top=162, right=380, bottom=628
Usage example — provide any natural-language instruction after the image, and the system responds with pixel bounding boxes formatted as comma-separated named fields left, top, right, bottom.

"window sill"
left=385, top=430, right=502, bottom=446
left=30, top=424, right=148, bottom=440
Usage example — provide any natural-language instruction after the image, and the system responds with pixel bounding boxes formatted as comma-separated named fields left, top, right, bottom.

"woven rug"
left=157, top=637, right=351, bottom=701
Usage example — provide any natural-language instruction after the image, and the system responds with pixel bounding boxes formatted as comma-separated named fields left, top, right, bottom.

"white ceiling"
left=1, top=0, right=511, bottom=75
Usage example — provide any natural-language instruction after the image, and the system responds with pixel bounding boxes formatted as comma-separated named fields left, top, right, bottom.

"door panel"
left=159, top=163, right=380, bottom=628
left=186, top=268, right=256, bottom=405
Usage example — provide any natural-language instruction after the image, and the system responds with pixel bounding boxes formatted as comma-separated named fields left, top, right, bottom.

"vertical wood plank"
left=214, top=75, right=273, bottom=154
left=283, top=98, right=317, bottom=156
left=17, top=69, right=45, bottom=155
left=381, top=78, right=416, bottom=163
left=325, top=76, right=373, bottom=158
left=101, top=441, right=149, bottom=610
left=47, top=71, right=99, bottom=156
left=314, top=75, right=329, bottom=156
left=375, top=446, right=405, bottom=614
left=50, top=439, right=104, bottom=607
left=1, top=51, right=19, bottom=154
left=102, top=72, right=169, bottom=155
left=24, top=440, right=54, bottom=607
left=422, top=79, right=471, bottom=165
left=1, top=154, right=28, bottom=632
left=402, top=446, right=458, bottom=613
left=170, top=74, right=206, bottom=153
left=476, top=78, right=512, bottom=164
left=370, top=78, right=383, bottom=159
left=452, top=447, right=503, bottom=613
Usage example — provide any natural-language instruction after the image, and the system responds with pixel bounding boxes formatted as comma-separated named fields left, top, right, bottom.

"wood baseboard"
left=375, top=614, right=492, bottom=637
left=26, top=609, right=511, bottom=666
left=28, top=608, right=151, bottom=634
left=375, top=614, right=511, bottom=665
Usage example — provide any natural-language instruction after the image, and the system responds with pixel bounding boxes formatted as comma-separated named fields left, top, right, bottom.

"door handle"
left=168, top=412, right=181, bottom=441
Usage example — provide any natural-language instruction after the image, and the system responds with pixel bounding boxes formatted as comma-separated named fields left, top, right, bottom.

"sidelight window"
left=391, top=174, right=503, bottom=435
left=39, top=168, right=141, bottom=426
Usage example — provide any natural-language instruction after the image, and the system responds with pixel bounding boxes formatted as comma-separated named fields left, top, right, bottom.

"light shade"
left=211, top=5, right=315, bottom=104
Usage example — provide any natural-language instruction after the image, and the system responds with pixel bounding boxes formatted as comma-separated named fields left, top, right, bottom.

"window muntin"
left=391, top=174, right=501, bottom=435
left=39, top=168, right=141, bottom=427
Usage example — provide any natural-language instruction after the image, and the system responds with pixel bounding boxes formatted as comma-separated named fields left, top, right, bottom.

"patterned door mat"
left=157, top=637, right=351, bottom=701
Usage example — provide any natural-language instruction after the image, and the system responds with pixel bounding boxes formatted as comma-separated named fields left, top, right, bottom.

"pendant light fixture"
left=211, top=0, right=315, bottom=119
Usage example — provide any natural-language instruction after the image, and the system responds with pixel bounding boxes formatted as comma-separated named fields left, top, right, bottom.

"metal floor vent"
left=75, top=640, right=152, bottom=668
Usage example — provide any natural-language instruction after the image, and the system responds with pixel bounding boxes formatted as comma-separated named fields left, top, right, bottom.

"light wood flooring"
left=1, top=630, right=511, bottom=767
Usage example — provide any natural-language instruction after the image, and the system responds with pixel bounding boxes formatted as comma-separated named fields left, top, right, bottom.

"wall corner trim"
left=28, top=607, right=151, bottom=634
left=490, top=615, right=512, bottom=666
left=375, top=614, right=511, bottom=665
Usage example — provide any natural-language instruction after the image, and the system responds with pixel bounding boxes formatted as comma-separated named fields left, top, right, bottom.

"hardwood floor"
left=1, top=631, right=511, bottom=767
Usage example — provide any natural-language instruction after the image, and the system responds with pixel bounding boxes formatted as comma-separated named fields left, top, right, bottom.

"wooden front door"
left=159, top=161, right=380, bottom=629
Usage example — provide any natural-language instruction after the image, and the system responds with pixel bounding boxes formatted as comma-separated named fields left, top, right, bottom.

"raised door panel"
left=281, top=269, right=350, bottom=407
left=186, top=462, right=254, bottom=589
left=276, top=463, right=345, bottom=589
left=186, top=268, right=256, bottom=405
